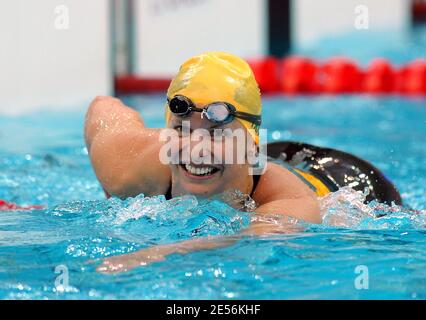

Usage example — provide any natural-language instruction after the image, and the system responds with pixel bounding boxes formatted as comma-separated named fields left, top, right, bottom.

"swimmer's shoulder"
left=86, top=96, right=171, bottom=198
left=252, top=162, right=317, bottom=204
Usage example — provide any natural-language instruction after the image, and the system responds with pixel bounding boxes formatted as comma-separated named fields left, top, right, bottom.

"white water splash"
left=320, top=187, right=426, bottom=230
left=111, top=194, right=199, bottom=225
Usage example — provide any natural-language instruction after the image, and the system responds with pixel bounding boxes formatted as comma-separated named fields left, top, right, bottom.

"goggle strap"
left=234, top=111, right=262, bottom=126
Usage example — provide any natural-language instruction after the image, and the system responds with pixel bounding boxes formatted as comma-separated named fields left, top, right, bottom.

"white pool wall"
left=0, top=0, right=112, bottom=115
left=132, top=0, right=268, bottom=78
left=292, top=0, right=411, bottom=50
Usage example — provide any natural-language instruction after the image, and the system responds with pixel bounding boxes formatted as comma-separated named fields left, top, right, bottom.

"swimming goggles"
left=167, top=95, right=261, bottom=126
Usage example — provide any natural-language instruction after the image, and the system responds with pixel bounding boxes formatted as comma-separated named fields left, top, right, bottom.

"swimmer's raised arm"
left=85, top=96, right=171, bottom=198
left=85, top=96, right=143, bottom=149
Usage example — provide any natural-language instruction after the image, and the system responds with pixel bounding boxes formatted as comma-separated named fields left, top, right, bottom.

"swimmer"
left=85, top=52, right=401, bottom=273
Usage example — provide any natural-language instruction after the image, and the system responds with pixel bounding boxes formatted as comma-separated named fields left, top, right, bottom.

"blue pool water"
left=0, top=94, right=425, bottom=299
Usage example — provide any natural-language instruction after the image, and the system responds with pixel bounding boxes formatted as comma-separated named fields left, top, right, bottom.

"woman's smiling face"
left=167, top=110, right=255, bottom=198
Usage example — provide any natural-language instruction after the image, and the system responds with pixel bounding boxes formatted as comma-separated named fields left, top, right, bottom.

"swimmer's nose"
left=185, top=112, right=214, bottom=130
left=189, top=139, right=212, bottom=155
left=179, top=137, right=216, bottom=165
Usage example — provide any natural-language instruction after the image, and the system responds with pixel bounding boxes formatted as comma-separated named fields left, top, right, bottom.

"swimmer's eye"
left=174, top=125, right=183, bottom=136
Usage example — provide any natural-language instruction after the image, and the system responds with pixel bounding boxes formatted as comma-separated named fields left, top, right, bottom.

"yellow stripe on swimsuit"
left=294, top=169, right=331, bottom=197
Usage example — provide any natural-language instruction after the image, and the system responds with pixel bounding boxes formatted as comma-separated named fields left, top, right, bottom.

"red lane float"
left=280, top=56, right=318, bottom=94
left=396, top=59, right=426, bottom=94
left=363, top=58, right=396, bottom=93
left=248, top=56, right=426, bottom=96
left=114, top=57, right=426, bottom=96
left=0, top=199, right=44, bottom=211
left=320, top=57, right=363, bottom=93
left=247, top=57, right=280, bottom=93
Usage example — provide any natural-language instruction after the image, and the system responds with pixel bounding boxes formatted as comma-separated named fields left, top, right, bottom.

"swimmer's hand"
left=96, top=246, right=168, bottom=274
left=96, top=236, right=235, bottom=274
left=95, top=219, right=303, bottom=274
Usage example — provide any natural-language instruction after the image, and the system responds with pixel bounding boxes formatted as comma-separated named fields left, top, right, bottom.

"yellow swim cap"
left=165, top=52, right=262, bottom=144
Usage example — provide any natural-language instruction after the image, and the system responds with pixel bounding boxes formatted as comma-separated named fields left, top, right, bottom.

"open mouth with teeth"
left=180, top=163, right=222, bottom=179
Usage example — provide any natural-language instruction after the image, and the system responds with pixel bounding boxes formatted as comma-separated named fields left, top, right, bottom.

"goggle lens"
left=205, top=103, right=231, bottom=123
left=169, top=96, right=191, bottom=115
